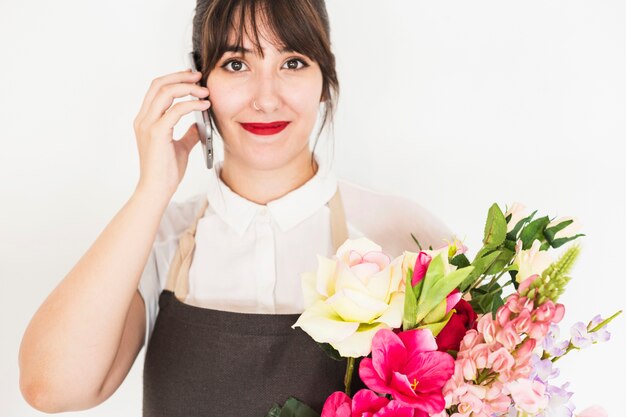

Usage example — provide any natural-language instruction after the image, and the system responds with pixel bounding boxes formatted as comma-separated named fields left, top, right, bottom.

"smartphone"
left=186, top=51, right=213, bottom=169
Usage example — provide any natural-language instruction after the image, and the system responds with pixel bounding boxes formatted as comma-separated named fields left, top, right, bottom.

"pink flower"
left=321, top=389, right=422, bottom=417
left=576, top=405, right=608, bottom=417
left=511, top=309, right=532, bottom=334
left=321, top=389, right=418, bottom=417
left=518, top=274, right=540, bottom=294
left=477, top=314, right=497, bottom=344
left=359, top=328, right=455, bottom=414
left=488, top=347, right=514, bottom=373
left=411, top=251, right=432, bottom=286
left=534, top=300, right=565, bottom=324
left=459, top=329, right=481, bottom=351
left=469, top=344, right=490, bottom=369
left=495, top=323, right=522, bottom=350
left=508, top=378, right=549, bottom=414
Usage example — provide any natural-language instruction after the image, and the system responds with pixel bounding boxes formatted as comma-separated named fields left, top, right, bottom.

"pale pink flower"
left=496, top=305, right=512, bottom=327
left=508, top=378, right=549, bottom=414
left=534, top=300, right=565, bottom=324
left=576, top=405, right=608, bottom=417
left=495, top=323, right=522, bottom=350
left=513, top=239, right=553, bottom=284
left=504, top=293, right=534, bottom=314
left=528, top=322, right=550, bottom=340
left=477, top=314, right=497, bottom=344
left=489, top=347, right=515, bottom=373
left=511, top=309, right=532, bottom=334
left=459, top=357, right=477, bottom=381
left=469, top=343, right=490, bottom=369
left=504, top=202, right=527, bottom=233
left=518, top=273, right=541, bottom=294
left=459, top=329, right=481, bottom=351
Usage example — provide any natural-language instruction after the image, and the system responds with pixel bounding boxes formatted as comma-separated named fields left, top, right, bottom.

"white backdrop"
left=1, top=0, right=624, bottom=416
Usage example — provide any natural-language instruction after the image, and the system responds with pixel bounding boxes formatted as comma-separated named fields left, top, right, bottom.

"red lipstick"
left=240, top=121, right=290, bottom=135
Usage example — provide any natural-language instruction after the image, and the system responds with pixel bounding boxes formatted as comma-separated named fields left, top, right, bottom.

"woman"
left=19, top=0, right=453, bottom=415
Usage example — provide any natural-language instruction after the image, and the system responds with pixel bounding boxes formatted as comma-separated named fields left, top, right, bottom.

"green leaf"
left=417, top=310, right=454, bottom=337
left=410, top=232, right=423, bottom=251
left=519, top=215, right=550, bottom=249
left=267, top=404, right=282, bottom=417
left=277, top=397, right=320, bottom=417
left=403, top=267, right=419, bottom=330
left=484, top=248, right=516, bottom=275
left=549, top=234, right=586, bottom=248
left=543, top=219, right=574, bottom=241
left=416, top=262, right=474, bottom=323
left=459, top=250, right=501, bottom=292
left=506, top=210, right=537, bottom=240
left=422, top=298, right=447, bottom=324
left=317, top=342, right=344, bottom=361
left=483, top=203, right=507, bottom=248
left=450, top=253, right=471, bottom=269
left=469, top=281, right=504, bottom=316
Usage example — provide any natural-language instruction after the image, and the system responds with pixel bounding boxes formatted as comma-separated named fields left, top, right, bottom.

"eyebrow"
left=223, top=45, right=295, bottom=54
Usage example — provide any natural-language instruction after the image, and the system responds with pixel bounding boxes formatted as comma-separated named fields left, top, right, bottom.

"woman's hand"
left=133, top=69, right=211, bottom=199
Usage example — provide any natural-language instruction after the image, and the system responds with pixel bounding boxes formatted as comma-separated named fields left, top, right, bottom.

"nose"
left=251, top=70, right=282, bottom=113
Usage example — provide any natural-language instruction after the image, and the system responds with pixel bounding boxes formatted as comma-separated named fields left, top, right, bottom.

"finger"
left=152, top=99, right=211, bottom=136
left=142, top=83, right=210, bottom=128
left=135, top=70, right=203, bottom=124
left=175, top=123, right=202, bottom=155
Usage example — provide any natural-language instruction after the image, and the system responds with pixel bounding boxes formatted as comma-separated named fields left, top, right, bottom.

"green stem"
left=344, top=357, right=355, bottom=396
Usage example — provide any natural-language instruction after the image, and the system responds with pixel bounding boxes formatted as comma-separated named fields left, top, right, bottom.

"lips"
left=240, top=121, right=290, bottom=136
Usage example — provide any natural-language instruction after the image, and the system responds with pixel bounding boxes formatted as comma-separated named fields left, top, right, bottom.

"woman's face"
left=206, top=21, right=323, bottom=171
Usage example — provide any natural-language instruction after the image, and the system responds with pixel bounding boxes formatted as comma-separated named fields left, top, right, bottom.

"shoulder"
left=153, top=192, right=207, bottom=243
left=337, top=179, right=455, bottom=257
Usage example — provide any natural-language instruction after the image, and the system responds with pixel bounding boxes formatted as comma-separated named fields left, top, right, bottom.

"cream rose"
left=291, top=237, right=405, bottom=358
left=513, top=239, right=553, bottom=283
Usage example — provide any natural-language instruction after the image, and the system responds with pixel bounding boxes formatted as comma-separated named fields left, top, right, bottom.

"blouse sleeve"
left=138, top=245, right=159, bottom=347
left=338, top=180, right=456, bottom=258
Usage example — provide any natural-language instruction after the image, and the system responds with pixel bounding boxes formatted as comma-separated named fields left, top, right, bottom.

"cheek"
left=206, top=84, right=247, bottom=121
left=287, top=82, right=323, bottom=117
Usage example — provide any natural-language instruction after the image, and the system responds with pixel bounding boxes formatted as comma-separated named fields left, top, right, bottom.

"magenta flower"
left=411, top=251, right=432, bottom=286
left=320, top=389, right=417, bottom=417
left=358, top=328, right=455, bottom=414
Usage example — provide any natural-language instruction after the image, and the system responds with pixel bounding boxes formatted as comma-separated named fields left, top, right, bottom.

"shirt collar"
left=206, top=155, right=338, bottom=235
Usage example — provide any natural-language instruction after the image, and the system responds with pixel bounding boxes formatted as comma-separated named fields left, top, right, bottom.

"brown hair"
left=191, top=0, right=339, bottom=168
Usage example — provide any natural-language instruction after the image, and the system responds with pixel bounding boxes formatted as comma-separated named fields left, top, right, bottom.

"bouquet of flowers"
left=267, top=202, right=621, bottom=417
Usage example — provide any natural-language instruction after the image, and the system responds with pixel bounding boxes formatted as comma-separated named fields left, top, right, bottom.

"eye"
left=283, top=58, right=309, bottom=71
left=221, top=59, right=248, bottom=72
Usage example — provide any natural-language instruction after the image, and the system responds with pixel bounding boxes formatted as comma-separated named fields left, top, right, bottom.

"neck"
left=219, top=152, right=319, bottom=205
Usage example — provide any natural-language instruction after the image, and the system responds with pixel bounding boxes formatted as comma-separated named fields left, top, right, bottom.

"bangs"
left=200, top=0, right=329, bottom=70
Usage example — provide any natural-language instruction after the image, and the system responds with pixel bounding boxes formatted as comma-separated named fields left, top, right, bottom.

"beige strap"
left=166, top=188, right=349, bottom=302
left=164, top=198, right=209, bottom=299
left=328, top=188, right=349, bottom=252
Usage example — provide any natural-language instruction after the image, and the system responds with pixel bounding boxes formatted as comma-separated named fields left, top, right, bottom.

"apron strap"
left=164, top=198, right=209, bottom=297
left=165, top=188, right=349, bottom=302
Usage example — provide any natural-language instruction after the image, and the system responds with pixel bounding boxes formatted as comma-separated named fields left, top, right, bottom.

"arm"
left=18, top=190, right=169, bottom=412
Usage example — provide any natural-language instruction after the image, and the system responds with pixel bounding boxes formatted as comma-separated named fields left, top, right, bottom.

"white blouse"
left=138, top=155, right=454, bottom=345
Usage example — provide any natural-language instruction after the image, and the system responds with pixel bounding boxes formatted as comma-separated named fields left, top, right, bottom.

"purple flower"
left=542, top=382, right=574, bottom=417
left=543, top=324, right=569, bottom=356
left=531, top=354, right=560, bottom=382
left=570, top=322, right=594, bottom=349
left=588, top=315, right=611, bottom=343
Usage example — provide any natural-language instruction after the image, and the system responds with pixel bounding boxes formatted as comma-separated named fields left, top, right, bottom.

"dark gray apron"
left=143, top=189, right=364, bottom=416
